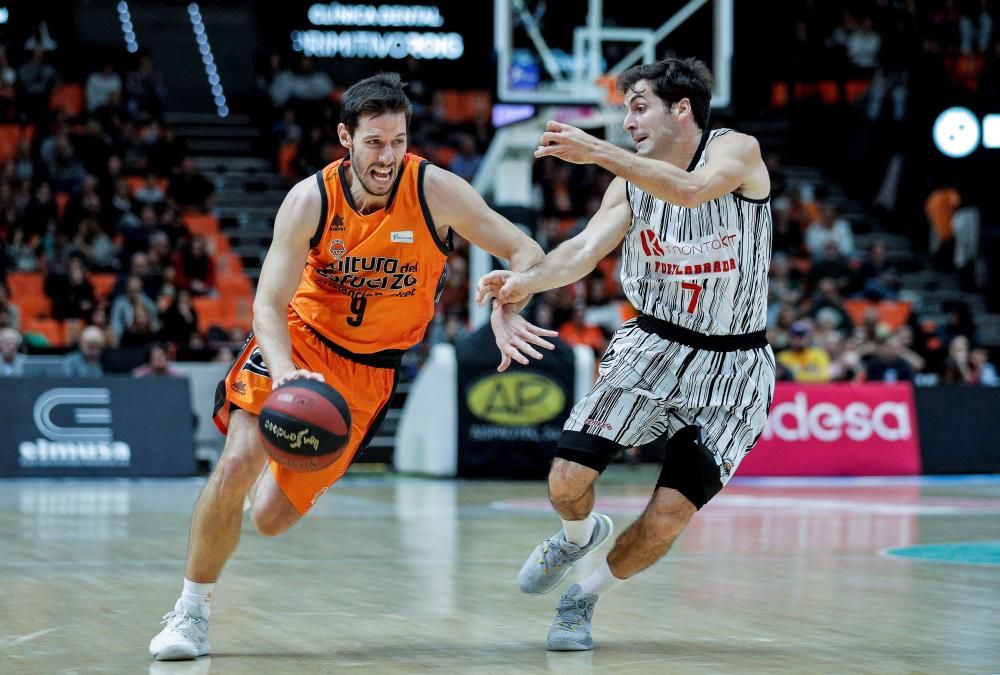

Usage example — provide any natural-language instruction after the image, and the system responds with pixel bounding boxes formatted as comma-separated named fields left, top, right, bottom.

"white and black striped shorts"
left=562, top=316, right=776, bottom=485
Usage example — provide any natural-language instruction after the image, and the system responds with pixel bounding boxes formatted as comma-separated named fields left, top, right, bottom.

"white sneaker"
left=149, top=600, right=211, bottom=661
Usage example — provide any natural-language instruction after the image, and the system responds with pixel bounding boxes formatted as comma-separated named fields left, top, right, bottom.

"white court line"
left=0, top=626, right=68, bottom=650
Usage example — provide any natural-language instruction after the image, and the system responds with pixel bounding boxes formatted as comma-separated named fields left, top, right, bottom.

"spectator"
left=0, top=281, right=21, bottom=330
left=125, top=51, right=166, bottom=119
left=120, top=302, right=158, bottom=349
left=134, top=172, right=166, bottom=207
left=88, top=305, right=118, bottom=348
left=173, top=235, right=216, bottom=296
left=808, top=277, right=854, bottom=331
left=62, top=325, right=106, bottom=377
left=23, top=181, right=58, bottom=239
left=167, top=157, right=215, bottom=211
left=16, top=46, right=59, bottom=121
left=85, top=62, right=122, bottom=112
left=290, top=57, right=333, bottom=104
left=0, top=326, right=25, bottom=376
left=132, top=342, right=182, bottom=377
left=148, top=125, right=186, bottom=176
left=47, top=255, right=96, bottom=320
left=62, top=174, right=103, bottom=232
left=846, top=15, right=882, bottom=72
left=970, top=347, right=1000, bottom=386
left=111, top=274, right=158, bottom=338
left=5, top=227, right=40, bottom=272
left=159, top=288, right=199, bottom=346
left=0, top=46, right=16, bottom=121
left=777, top=321, right=831, bottom=382
left=864, top=332, right=915, bottom=382
left=854, top=239, right=899, bottom=299
left=805, top=203, right=855, bottom=260
left=959, top=0, right=994, bottom=54
left=449, top=133, right=483, bottom=183
left=12, top=139, right=33, bottom=182
left=74, top=217, right=118, bottom=271
left=940, top=334, right=975, bottom=384
left=40, top=132, right=86, bottom=193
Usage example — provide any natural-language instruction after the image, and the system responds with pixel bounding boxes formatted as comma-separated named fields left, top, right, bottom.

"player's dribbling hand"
left=271, top=369, right=325, bottom=390
left=490, top=299, right=558, bottom=372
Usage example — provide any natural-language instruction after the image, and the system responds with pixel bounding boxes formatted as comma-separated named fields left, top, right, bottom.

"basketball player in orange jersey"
left=150, top=72, right=555, bottom=661
left=478, top=57, right=774, bottom=651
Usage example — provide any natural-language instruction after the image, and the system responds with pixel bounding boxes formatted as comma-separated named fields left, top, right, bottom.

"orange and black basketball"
left=258, top=379, right=352, bottom=472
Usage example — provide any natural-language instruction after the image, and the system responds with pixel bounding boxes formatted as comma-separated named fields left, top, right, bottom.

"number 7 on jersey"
left=681, top=281, right=702, bottom=313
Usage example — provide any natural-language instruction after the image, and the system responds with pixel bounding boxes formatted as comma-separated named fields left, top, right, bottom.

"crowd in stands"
left=0, top=34, right=236, bottom=379
left=7, top=10, right=994, bottom=388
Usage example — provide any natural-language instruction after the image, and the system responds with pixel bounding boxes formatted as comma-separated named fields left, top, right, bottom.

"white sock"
left=180, top=578, right=214, bottom=619
left=562, top=515, right=596, bottom=546
left=576, top=559, right=625, bottom=597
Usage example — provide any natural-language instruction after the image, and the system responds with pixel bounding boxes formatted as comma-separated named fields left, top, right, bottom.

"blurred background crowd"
left=1, top=0, right=998, bottom=388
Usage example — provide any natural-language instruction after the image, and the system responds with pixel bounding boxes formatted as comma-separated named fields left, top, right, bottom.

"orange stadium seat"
left=126, top=176, right=145, bottom=195
left=54, top=192, right=71, bottom=220
left=49, top=83, right=85, bottom=117
left=22, top=317, right=65, bottom=347
left=8, top=272, right=44, bottom=299
left=0, top=125, right=22, bottom=162
left=192, top=296, right=233, bottom=334
left=15, top=295, right=53, bottom=320
left=216, top=254, right=243, bottom=277
left=843, top=299, right=912, bottom=331
left=217, top=274, right=252, bottom=297
left=184, top=213, right=220, bottom=236
left=91, top=273, right=117, bottom=301
left=278, top=142, right=299, bottom=178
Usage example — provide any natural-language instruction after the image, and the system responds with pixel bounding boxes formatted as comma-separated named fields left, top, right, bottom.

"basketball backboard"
left=495, top=0, right=732, bottom=108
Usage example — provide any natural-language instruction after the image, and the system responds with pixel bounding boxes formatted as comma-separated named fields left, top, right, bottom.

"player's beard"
left=351, top=158, right=396, bottom=197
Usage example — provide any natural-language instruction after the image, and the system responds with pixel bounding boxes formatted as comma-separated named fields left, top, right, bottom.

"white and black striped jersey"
left=620, top=128, right=772, bottom=336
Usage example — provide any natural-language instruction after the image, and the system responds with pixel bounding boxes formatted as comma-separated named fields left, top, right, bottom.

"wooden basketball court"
left=2, top=468, right=999, bottom=673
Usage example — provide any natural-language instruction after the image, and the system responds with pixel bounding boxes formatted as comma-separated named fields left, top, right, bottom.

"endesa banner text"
left=738, top=382, right=921, bottom=476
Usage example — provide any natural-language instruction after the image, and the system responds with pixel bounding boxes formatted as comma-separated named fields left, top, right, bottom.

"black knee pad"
left=656, top=425, right=723, bottom=509
left=555, top=430, right=624, bottom=473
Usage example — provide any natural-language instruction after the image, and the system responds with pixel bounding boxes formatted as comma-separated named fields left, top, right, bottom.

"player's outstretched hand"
left=272, top=369, right=325, bottom=390
left=476, top=270, right=532, bottom=307
left=490, top=300, right=558, bottom=373
left=534, top=120, right=600, bottom=164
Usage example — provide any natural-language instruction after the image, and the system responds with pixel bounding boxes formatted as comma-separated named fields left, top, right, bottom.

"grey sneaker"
left=518, top=513, right=613, bottom=595
left=546, top=584, right=598, bottom=651
left=149, top=600, right=211, bottom=661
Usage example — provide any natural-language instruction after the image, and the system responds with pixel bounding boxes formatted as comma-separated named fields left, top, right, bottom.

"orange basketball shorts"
left=214, top=310, right=398, bottom=514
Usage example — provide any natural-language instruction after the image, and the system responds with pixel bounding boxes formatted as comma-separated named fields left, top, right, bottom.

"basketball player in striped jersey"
left=477, top=57, right=775, bottom=651
left=150, top=73, right=555, bottom=661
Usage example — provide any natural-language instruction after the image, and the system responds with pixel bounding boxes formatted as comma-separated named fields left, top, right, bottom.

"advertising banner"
left=0, top=378, right=197, bottom=477
left=456, top=324, right=575, bottom=479
left=915, top=386, right=1000, bottom=474
left=738, top=383, right=922, bottom=476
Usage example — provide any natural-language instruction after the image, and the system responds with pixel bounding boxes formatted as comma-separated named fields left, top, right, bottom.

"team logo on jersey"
left=330, top=214, right=346, bottom=231
left=639, top=226, right=740, bottom=278
left=391, top=230, right=414, bottom=244
left=329, top=238, right=347, bottom=260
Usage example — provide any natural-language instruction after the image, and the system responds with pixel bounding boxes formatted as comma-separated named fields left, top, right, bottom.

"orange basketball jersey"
left=291, top=153, right=450, bottom=355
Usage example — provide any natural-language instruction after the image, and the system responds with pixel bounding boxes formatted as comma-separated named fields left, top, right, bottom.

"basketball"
left=258, top=379, right=352, bottom=472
